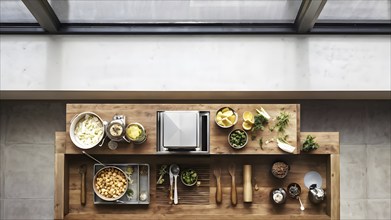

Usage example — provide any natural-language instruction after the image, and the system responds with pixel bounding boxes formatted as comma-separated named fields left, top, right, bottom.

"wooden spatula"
left=228, top=164, right=237, bottom=206
left=213, top=167, right=222, bottom=204
left=79, top=164, right=87, bottom=206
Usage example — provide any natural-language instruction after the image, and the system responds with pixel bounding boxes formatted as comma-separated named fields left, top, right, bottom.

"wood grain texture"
left=61, top=152, right=330, bottom=219
left=65, top=104, right=299, bottom=155
left=300, top=132, right=340, bottom=155
left=327, top=154, right=340, bottom=220
left=54, top=132, right=68, bottom=220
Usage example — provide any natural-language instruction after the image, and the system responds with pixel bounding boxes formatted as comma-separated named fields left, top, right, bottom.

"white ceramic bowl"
left=69, top=112, right=105, bottom=149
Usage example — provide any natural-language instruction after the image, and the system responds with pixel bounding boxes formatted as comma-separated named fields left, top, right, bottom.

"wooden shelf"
left=65, top=104, right=299, bottom=155
left=55, top=103, right=340, bottom=219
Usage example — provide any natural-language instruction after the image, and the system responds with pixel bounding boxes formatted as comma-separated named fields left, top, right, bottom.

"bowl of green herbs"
left=181, top=169, right=198, bottom=187
left=228, top=129, right=248, bottom=149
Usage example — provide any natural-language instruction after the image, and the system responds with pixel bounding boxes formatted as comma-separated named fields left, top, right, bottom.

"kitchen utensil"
left=169, top=166, right=174, bottom=204
left=228, top=129, right=248, bottom=149
left=228, top=164, right=237, bottom=206
left=213, top=167, right=222, bottom=204
left=299, top=197, right=305, bottom=211
left=170, top=164, right=180, bottom=205
left=82, top=151, right=133, bottom=183
left=125, top=122, right=147, bottom=144
left=93, top=166, right=129, bottom=201
left=243, top=165, right=252, bottom=203
left=82, top=151, right=105, bottom=166
left=180, top=169, right=198, bottom=186
left=106, top=115, right=126, bottom=142
left=288, top=183, right=305, bottom=211
left=270, top=188, right=287, bottom=205
left=308, top=184, right=326, bottom=204
left=79, top=164, right=87, bottom=206
left=304, top=171, right=323, bottom=189
left=70, top=112, right=106, bottom=149
left=215, top=107, right=238, bottom=128
left=271, top=161, right=290, bottom=179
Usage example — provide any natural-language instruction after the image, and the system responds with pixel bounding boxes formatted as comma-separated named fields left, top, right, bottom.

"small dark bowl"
left=271, top=161, right=290, bottom=179
left=287, top=183, right=302, bottom=198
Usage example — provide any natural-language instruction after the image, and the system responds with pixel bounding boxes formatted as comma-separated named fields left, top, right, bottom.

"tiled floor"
left=0, top=100, right=390, bottom=220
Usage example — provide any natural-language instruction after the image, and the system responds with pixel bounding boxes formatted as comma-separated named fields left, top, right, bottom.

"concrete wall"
left=1, top=35, right=390, bottom=92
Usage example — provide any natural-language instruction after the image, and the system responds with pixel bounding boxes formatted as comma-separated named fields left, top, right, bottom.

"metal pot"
left=308, top=184, right=326, bottom=204
left=270, top=188, right=287, bottom=205
left=70, top=112, right=106, bottom=149
left=106, top=115, right=127, bottom=142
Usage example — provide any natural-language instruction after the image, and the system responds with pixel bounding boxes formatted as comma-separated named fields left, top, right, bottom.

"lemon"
left=228, top=114, right=236, bottom=124
left=242, top=121, right=253, bottom=130
left=243, top=111, right=254, bottom=124
left=222, top=118, right=233, bottom=127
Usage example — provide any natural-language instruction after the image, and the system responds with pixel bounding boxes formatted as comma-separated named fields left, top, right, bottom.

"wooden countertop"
left=55, top=103, right=340, bottom=220
left=65, top=103, right=300, bottom=155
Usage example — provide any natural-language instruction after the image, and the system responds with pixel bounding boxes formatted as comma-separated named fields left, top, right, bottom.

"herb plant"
left=302, top=135, right=320, bottom=152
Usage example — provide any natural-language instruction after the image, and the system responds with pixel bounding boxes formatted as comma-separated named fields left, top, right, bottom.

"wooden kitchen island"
left=54, top=104, right=340, bottom=219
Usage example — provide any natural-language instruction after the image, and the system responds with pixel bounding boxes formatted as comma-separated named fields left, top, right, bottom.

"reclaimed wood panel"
left=300, top=132, right=340, bottom=155
left=63, top=153, right=329, bottom=218
left=65, top=104, right=299, bottom=155
left=54, top=132, right=69, bottom=220
left=327, top=154, right=340, bottom=219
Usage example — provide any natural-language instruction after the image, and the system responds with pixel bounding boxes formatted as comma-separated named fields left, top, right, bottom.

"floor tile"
left=3, top=199, right=53, bottom=220
left=366, top=101, right=391, bottom=145
left=367, top=199, right=391, bottom=220
left=4, top=102, right=65, bottom=145
left=340, top=145, right=367, bottom=199
left=340, top=199, right=367, bottom=219
left=301, top=101, right=367, bottom=145
left=0, top=199, right=4, bottom=220
left=4, top=145, right=54, bottom=199
left=367, top=145, right=391, bottom=199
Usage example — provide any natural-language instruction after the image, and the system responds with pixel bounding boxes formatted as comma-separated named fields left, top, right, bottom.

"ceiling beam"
left=21, top=0, right=60, bottom=32
left=295, top=0, right=327, bottom=33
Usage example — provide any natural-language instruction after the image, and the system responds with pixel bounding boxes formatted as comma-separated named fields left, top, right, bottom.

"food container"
left=270, top=188, right=287, bottom=205
left=93, top=163, right=150, bottom=205
left=70, top=112, right=105, bottom=149
left=180, top=169, right=198, bottom=187
left=106, top=115, right=126, bottom=142
left=228, top=129, right=248, bottom=149
left=271, top=161, right=290, bottom=179
left=93, top=166, right=129, bottom=201
left=215, top=107, right=238, bottom=128
left=125, top=123, right=147, bottom=144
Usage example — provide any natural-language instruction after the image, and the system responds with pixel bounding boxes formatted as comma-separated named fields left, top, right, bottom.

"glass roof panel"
left=318, top=0, right=391, bottom=22
left=0, top=0, right=37, bottom=23
left=48, top=0, right=302, bottom=23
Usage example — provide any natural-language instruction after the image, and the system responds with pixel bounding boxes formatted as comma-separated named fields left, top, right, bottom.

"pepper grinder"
left=243, top=165, right=253, bottom=203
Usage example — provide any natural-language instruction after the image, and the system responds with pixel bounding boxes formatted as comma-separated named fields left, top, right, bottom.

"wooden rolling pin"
left=243, top=165, right=253, bottom=203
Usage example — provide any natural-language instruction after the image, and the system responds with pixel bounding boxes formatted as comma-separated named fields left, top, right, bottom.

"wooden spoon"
left=228, top=164, right=237, bottom=206
left=213, top=167, right=222, bottom=204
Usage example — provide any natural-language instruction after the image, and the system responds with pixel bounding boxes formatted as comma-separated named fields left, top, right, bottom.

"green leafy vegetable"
left=251, top=114, right=269, bottom=140
left=157, top=165, right=168, bottom=185
left=271, top=111, right=290, bottom=133
left=302, top=135, right=320, bottom=152
left=181, top=169, right=198, bottom=185
left=230, top=130, right=247, bottom=148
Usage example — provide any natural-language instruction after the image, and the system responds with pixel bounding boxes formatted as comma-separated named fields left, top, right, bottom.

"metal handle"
left=174, top=175, right=178, bottom=205
left=82, top=151, right=105, bottom=166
